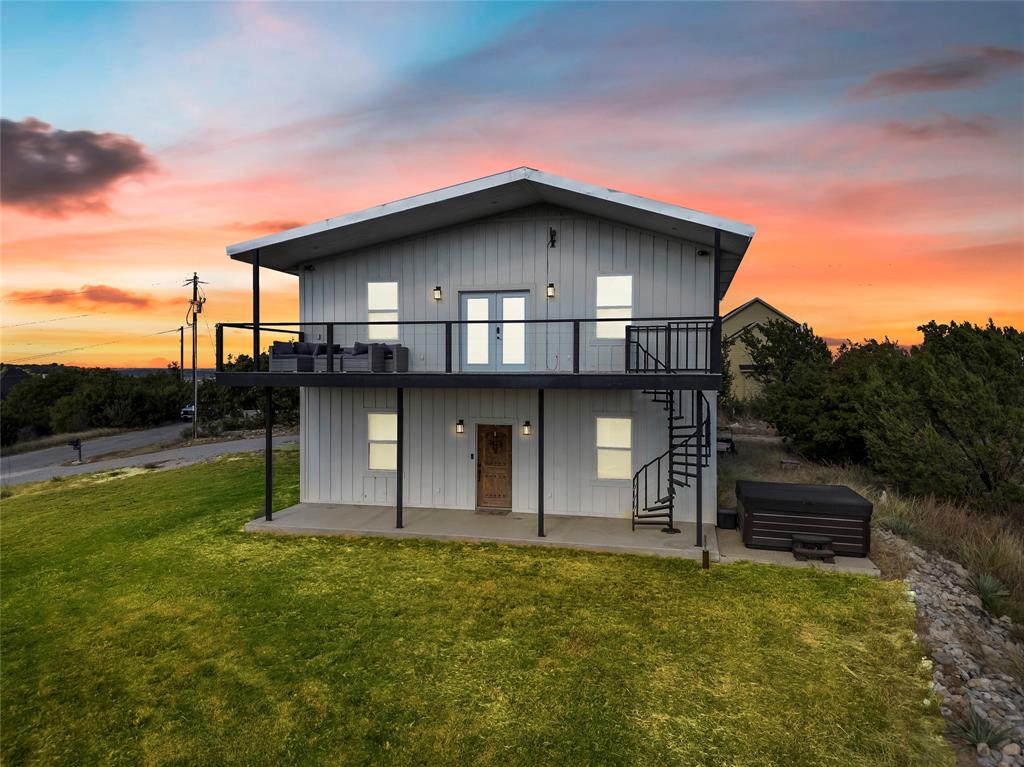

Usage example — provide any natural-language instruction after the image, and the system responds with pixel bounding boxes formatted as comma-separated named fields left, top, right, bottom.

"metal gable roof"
left=227, top=167, right=756, bottom=299
left=722, top=297, right=800, bottom=330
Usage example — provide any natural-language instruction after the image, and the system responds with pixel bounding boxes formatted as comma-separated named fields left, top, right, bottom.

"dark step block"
left=793, top=546, right=836, bottom=563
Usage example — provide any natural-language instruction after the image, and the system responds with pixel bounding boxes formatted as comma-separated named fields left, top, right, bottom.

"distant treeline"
left=0, top=355, right=297, bottom=447
left=1, top=366, right=191, bottom=446
left=723, top=319, right=1024, bottom=516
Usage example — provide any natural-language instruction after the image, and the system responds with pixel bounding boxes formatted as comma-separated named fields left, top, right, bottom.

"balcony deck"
left=216, top=316, right=722, bottom=390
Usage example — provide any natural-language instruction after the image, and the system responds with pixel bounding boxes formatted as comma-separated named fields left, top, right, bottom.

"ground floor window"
left=367, top=412, right=397, bottom=470
left=596, top=416, right=632, bottom=479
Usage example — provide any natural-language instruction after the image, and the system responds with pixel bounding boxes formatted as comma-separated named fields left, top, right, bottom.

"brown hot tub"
left=736, top=480, right=873, bottom=557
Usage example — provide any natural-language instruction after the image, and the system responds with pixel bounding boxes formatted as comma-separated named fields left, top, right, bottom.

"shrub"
left=202, top=421, right=225, bottom=438
left=740, top=318, right=1023, bottom=518
left=863, top=321, right=1024, bottom=514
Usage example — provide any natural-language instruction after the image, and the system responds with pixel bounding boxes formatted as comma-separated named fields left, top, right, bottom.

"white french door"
left=460, top=291, right=529, bottom=372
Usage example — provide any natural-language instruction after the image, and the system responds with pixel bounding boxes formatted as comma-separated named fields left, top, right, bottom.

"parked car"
left=180, top=404, right=195, bottom=422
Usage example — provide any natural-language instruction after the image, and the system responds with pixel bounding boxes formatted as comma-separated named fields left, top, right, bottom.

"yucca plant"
left=948, top=709, right=1014, bottom=747
left=879, top=514, right=915, bottom=537
left=1008, top=647, right=1024, bottom=683
left=968, top=571, right=1011, bottom=616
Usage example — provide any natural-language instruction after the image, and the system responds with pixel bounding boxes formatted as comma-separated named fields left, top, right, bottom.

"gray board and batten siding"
left=296, top=203, right=718, bottom=520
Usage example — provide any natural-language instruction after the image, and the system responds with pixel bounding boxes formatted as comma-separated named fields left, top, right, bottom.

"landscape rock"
left=874, top=530, right=1024, bottom=766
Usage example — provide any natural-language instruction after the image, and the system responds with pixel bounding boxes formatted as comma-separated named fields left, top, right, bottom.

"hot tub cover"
left=736, top=480, right=872, bottom=519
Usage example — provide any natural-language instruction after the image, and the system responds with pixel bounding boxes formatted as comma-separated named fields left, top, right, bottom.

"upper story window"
left=367, top=281, right=398, bottom=340
left=367, top=412, right=398, bottom=470
left=595, top=275, right=633, bottom=339
left=596, top=416, right=632, bottom=479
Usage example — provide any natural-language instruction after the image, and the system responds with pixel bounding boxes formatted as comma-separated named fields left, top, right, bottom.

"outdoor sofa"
left=270, top=340, right=409, bottom=373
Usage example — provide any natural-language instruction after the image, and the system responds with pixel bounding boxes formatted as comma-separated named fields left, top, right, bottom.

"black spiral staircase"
left=626, top=324, right=713, bottom=534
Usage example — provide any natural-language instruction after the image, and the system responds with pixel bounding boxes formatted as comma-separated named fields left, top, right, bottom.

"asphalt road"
left=1, top=424, right=296, bottom=486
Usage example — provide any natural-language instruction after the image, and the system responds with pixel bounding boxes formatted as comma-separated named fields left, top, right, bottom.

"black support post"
left=711, top=230, right=722, bottom=374
left=537, top=388, right=545, bottom=537
left=253, top=249, right=261, bottom=370
left=264, top=387, right=273, bottom=522
left=572, top=321, right=580, bottom=373
left=694, top=394, right=703, bottom=547
left=326, top=324, right=334, bottom=372
left=444, top=322, right=453, bottom=373
left=396, top=387, right=404, bottom=529
left=215, top=324, right=224, bottom=372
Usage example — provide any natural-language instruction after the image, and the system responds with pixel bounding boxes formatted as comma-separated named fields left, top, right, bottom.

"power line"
left=1, top=313, right=91, bottom=329
left=7, top=327, right=181, bottom=364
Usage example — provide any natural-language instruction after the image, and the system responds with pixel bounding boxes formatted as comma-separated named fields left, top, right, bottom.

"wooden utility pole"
left=184, top=273, right=207, bottom=439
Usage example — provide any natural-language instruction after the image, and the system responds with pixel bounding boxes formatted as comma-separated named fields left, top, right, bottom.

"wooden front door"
left=477, top=425, right=513, bottom=509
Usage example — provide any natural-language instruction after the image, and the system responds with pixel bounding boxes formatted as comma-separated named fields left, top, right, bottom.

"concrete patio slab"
left=245, top=502, right=720, bottom=562
left=245, top=503, right=879, bottom=575
left=716, top=527, right=880, bottom=576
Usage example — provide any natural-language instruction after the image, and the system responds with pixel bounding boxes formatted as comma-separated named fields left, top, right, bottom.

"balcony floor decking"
left=216, top=370, right=722, bottom=390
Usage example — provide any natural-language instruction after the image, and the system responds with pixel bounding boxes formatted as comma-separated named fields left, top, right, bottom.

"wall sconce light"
left=522, top=420, right=532, bottom=436
left=546, top=283, right=556, bottom=298
left=548, top=227, right=557, bottom=248
left=696, top=249, right=710, bottom=257
left=455, top=419, right=465, bottom=434
left=433, top=286, right=443, bottom=301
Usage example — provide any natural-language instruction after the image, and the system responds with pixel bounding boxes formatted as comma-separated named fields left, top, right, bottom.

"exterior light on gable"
left=455, top=419, right=465, bottom=434
left=696, top=249, right=710, bottom=257
left=433, top=286, right=443, bottom=301
left=546, top=283, right=556, bottom=298
left=522, top=420, right=532, bottom=436
left=549, top=228, right=557, bottom=248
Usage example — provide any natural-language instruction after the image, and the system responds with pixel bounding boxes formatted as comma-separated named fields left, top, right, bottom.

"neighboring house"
left=721, top=297, right=798, bottom=401
left=0, top=366, right=30, bottom=401
left=216, top=168, right=755, bottom=544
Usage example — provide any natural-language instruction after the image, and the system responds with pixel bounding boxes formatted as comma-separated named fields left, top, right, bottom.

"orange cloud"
left=4, top=285, right=155, bottom=308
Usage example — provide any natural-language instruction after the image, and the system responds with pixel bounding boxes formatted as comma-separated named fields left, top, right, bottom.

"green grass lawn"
left=1, top=452, right=950, bottom=767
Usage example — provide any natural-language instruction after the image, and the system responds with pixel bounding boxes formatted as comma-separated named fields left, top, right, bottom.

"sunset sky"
left=2, top=1, right=1022, bottom=368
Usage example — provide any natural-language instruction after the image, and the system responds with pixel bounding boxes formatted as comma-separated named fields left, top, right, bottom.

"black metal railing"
left=216, top=316, right=721, bottom=376
left=625, top=320, right=715, bottom=374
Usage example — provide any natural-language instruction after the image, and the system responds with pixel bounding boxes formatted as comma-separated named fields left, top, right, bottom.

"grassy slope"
left=2, top=454, right=949, bottom=767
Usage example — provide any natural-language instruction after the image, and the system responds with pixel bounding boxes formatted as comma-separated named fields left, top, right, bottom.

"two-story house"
left=216, top=168, right=755, bottom=547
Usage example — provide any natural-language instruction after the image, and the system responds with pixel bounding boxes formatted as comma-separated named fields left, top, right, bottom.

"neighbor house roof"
left=227, top=167, right=756, bottom=300
left=722, top=297, right=799, bottom=339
